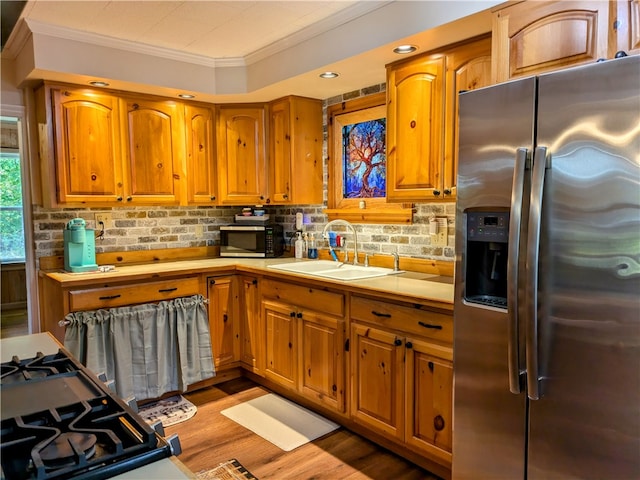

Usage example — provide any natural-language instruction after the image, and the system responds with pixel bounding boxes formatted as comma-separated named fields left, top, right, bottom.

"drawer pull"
left=158, top=288, right=178, bottom=293
left=371, top=310, right=391, bottom=318
left=418, top=321, right=442, bottom=330
left=99, top=294, right=121, bottom=300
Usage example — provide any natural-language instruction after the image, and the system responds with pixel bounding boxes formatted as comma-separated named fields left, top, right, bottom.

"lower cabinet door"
left=299, top=311, right=345, bottom=412
left=263, top=299, right=298, bottom=389
left=350, top=323, right=404, bottom=440
left=405, top=337, right=453, bottom=464
left=239, top=276, right=263, bottom=374
left=207, top=276, right=239, bottom=368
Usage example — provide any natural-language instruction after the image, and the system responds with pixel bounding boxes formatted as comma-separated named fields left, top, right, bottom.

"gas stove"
left=0, top=348, right=181, bottom=480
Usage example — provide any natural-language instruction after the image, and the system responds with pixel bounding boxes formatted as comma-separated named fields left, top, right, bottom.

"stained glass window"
left=342, top=118, right=386, bottom=199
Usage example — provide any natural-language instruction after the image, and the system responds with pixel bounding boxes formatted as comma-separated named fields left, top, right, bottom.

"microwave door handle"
left=526, top=146, right=549, bottom=401
left=507, top=147, right=529, bottom=394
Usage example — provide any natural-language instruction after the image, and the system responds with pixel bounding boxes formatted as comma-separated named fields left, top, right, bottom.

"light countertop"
left=42, top=257, right=454, bottom=310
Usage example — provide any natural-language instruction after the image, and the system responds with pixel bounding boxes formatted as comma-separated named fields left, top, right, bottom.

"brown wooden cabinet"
left=185, top=104, right=217, bottom=204
left=263, top=299, right=299, bottom=389
left=39, top=274, right=204, bottom=343
left=299, top=307, right=345, bottom=412
left=39, top=84, right=190, bottom=206
left=386, top=54, right=445, bottom=202
left=268, top=96, right=323, bottom=205
left=216, top=104, right=267, bottom=205
left=617, top=0, right=640, bottom=54
left=261, top=279, right=346, bottom=412
left=443, top=36, right=492, bottom=198
left=491, top=1, right=613, bottom=83
left=49, top=87, right=124, bottom=204
left=121, top=98, right=185, bottom=205
left=239, top=275, right=263, bottom=375
left=207, top=276, right=239, bottom=368
left=405, top=338, right=453, bottom=462
left=386, top=36, right=491, bottom=202
left=349, top=294, right=453, bottom=469
left=350, top=323, right=404, bottom=439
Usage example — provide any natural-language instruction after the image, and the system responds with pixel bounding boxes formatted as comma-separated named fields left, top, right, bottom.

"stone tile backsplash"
left=33, top=202, right=455, bottom=262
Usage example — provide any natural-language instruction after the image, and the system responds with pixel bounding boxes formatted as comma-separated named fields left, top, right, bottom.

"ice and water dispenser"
left=464, top=211, right=509, bottom=308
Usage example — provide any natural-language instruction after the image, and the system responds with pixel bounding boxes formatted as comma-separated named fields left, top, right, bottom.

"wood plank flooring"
left=0, top=307, right=29, bottom=338
left=166, top=378, right=442, bottom=480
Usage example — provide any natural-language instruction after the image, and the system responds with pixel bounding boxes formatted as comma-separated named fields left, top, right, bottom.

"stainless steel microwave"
left=219, top=224, right=284, bottom=258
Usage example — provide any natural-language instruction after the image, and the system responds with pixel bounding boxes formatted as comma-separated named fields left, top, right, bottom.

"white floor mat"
left=220, top=393, right=339, bottom=451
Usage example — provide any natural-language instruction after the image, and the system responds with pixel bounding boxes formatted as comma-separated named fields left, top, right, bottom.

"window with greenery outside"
left=0, top=150, right=25, bottom=262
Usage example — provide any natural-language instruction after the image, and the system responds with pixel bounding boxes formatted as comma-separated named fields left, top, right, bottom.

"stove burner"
left=1, top=349, right=177, bottom=480
left=40, top=431, right=98, bottom=468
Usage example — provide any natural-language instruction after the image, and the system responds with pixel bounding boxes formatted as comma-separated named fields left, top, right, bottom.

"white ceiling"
left=4, top=0, right=502, bottom=103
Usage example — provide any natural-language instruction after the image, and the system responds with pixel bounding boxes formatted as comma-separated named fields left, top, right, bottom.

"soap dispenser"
left=294, top=232, right=304, bottom=259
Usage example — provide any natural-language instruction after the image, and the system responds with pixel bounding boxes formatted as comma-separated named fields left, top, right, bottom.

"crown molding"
left=23, top=18, right=244, bottom=68
left=1, top=18, right=32, bottom=60
left=245, top=1, right=392, bottom=65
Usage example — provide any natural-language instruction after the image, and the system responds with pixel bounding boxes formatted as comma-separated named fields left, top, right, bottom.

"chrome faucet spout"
left=322, top=219, right=359, bottom=265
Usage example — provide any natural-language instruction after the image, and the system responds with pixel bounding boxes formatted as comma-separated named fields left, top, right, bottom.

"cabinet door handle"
left=99, top=294, right=121, bottom=300
left=371, top=310, right=391, bottom=318
left=405, top=341, right=413, bottom=349
left=296, top=312, right=302, bottom=318
left=394, top=338, right=402, bottom=346
left=158, top=287, right=178, bottom=293
left=418, top=321, right=442, bottom=330
left=290, top=311, right=296, bottom=317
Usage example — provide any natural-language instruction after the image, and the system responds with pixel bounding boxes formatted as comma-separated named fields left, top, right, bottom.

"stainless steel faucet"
left=322, top=219, right=359, bottom=265
left=391, top=251, right=400, bottom=271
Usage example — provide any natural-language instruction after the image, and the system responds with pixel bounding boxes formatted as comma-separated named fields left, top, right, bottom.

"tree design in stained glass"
left=342, top=118, right=386, bottom=198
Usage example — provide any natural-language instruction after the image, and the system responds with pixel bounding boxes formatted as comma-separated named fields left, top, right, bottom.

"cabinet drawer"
left=261, top=279, right=344, bottom=317
left=69, top=277, right=202, bottom=311
left=350, top=295, right=452, bottom=343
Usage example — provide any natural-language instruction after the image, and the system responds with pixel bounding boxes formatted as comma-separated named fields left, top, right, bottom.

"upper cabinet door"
left=387, top=55, right=446, bottom=202
left=185, top=105, right=217, bottom=205
left=268, top=98, right=292, bottom=204
left=51, top=88, right=124, bottom=204
left=122, top=99, right=185, bottom=205
left=216, top=105, right=267, bottom=205
left=269, top=96, right=323, bottom=205
left=443, top=36, right=492, bottom=199
left=492, top=1, right=612, bottom=82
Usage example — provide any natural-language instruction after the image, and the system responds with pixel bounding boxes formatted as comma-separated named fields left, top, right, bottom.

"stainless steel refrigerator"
left=453, top=55, right=640, bottom=479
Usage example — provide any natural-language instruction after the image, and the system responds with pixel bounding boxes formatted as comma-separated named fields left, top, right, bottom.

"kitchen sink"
left=268, top=260, right=403, bottom=281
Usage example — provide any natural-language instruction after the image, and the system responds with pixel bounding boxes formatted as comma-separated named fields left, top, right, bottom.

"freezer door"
left=453, top=77, right=536, bottom=479
left=528, top=55, right=640, bottom=479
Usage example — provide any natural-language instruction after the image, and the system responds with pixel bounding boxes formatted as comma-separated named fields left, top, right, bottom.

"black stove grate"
left=0, top=349, right=177, bottom=480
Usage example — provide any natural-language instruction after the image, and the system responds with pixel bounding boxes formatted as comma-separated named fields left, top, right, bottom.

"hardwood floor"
left=0, top=307, right=29, bottom=338
left=166, top=378, right=442, bottom=480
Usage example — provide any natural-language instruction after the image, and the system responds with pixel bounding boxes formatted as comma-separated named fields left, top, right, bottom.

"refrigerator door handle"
left=526, top=146, right=550, bottom=401
left=507, top=147, right=529, bottom=394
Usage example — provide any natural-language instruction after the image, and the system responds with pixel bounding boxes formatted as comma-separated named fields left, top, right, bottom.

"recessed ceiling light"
left=393, top=45, right=417, bottom=54
left=89, top=81, right=109, bottom=87
left=319, top=71, right=339, bottom=79
left=178, top=93, right=195, bottom=99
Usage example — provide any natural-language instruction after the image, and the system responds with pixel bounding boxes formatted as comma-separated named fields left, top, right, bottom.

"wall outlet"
left=95, top=213, right=112, bottom=228
left=432, top=230, right=448, bottom=247
left=195, top=224, right=204, bottom=238
left=431, top=217, right=448, bottom=247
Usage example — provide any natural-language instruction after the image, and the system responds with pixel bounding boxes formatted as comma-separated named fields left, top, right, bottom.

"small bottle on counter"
left=294, top=232, right=304, bottom=259
left=307, top=234, right=318, bottom=259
